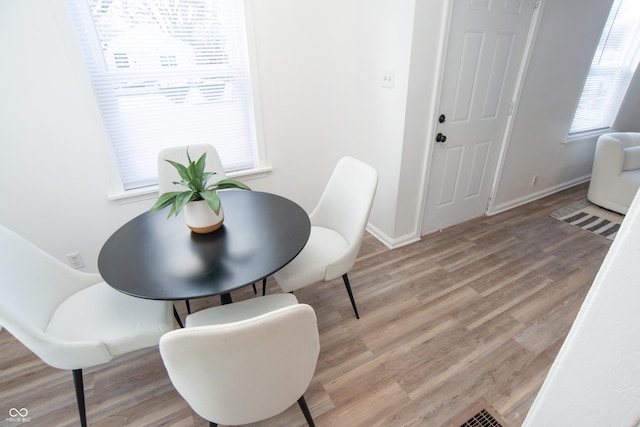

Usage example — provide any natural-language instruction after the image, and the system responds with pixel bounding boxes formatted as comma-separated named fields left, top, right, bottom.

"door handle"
left=436, top=133, right=447, bottom=143
left=438, top=114, right=446, bottom=123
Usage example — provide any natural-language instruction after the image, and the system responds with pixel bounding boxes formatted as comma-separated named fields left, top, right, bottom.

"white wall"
left=491, top=0, right=615, bottom=212
left=248, top=0, right=418, bottom=246
left=394, top=0, right=449, bottom=246
left=615, top=65, right=640, bottom=132
left=0, top=0, right=152, bottom=270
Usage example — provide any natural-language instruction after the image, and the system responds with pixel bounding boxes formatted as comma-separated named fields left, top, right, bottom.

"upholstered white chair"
left=273, top=156, right=378, bottom=319
left=0, top=225, right=174, bottom=427
left=588, top=132, right=640, bottom=214
left=159, top=294, right=319, bottom=427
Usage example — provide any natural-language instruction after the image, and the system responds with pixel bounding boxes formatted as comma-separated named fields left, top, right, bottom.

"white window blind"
left=569, top=0, right=640, bottom=135
left=66, top=0, right=258, bottom=190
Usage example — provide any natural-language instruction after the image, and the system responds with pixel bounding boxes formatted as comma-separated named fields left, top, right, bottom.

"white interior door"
left=421, top=0, right=537, bottom=234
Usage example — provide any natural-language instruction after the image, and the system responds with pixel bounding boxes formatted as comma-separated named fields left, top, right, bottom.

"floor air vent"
left=445, top=401, right=509, bottom=427
left=460, top=408, right=504, bottom=427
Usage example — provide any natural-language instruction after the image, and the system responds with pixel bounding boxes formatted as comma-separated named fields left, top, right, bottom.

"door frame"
left=417, top=0, right=545, bottom=236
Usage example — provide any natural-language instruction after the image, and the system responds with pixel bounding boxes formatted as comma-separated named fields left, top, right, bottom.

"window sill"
left=107, top=165, right=273, bottom=205
left=564, top=128, right=615, bottom=144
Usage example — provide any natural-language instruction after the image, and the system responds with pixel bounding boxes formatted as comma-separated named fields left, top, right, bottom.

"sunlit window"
left=569, top=0, right=640, bottom=135
left=66, top=0, right=258, bottom=190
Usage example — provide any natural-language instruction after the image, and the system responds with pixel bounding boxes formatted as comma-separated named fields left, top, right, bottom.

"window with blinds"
left=66, top=0, right=258, bottom=190
left=569, top=0, right=640, bottom=135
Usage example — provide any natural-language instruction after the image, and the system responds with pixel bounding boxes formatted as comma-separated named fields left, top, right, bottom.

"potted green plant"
left=151, top=148, right=250, bottom=233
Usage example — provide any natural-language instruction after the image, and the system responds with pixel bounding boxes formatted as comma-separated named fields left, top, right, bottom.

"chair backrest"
left=310, top=157, right=378, bottom=278
left=600, top=132, right=640, bottom=150
left=0, top=225, right=105, bottom=367
left=157, top=144, right=226, bottom=194
left=159, top=304, right=319, bottom=426
left=593, top=133, right=640, bottom=174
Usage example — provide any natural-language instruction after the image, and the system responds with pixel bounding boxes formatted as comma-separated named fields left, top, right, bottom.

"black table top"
left=98, top=191, right=310, bottom=301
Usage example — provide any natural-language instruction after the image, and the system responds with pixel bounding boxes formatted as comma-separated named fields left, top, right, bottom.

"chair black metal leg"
left=342, top=273, right=360, bottom=319
left=220, top=292, right=233, bottom=305
left=173, top=304, right=184, bottom=328
left=185, top=299, right=191, bottom=314
left=252, top=283, right=257, bottom=294
left=72, top=369, right=87, bottom=427
left=262, top=277, right=267, bottom=295
left=209, top=422, right=217, bottom=427
left=297, top=395, right=315, bottom=427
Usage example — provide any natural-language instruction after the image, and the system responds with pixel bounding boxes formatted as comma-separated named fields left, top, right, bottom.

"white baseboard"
left=366, top=177, right=590, bottom=250
left=365, top=223, right=420, bottom=250
left=489, top=176, right=590, bottom=215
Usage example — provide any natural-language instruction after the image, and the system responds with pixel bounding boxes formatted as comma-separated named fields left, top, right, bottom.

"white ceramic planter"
left=183, top=199, right=224, bottom=233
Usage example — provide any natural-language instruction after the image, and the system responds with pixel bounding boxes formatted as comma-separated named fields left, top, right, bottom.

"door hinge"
left=508, top=101, right=515, bottom=116
left=534, top=0, right=540, bottom=9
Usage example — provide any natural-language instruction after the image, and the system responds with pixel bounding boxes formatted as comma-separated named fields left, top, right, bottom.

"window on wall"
left=569, top=0, right=640, bottom=135
left=66, top=0, right=259, bottom=191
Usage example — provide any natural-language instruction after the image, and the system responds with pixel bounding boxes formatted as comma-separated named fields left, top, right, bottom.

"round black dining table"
left=98, top=190, right=310, bottom=323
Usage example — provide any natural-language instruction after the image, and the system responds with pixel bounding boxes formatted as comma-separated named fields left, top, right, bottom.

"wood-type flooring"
left=0, top=183, right=613, bottom=426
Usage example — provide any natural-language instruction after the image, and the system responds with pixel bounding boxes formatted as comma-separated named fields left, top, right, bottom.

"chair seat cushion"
left=185, top=293, right=298, bottom=328
left=274, top=226, right=348, bottom=292
left=46, top=282, right=173, bottom=357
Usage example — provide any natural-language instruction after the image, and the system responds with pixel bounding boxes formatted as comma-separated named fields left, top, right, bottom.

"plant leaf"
left=151, top=191, right=182, bottom=212
left=165, top=159, right=191, bottom=182
left=168, top=191, right=194, bottom=217
left=170, top=179, right=190, bottom=189
left=200, top=190, right=221, bottom=213
left=195, top=152, right=207, bottom=180
left=186, top=159, right=197, bottom=181
left=212, top=179, right=251, bottom=191
left=201, top=171, right=215, bottom=188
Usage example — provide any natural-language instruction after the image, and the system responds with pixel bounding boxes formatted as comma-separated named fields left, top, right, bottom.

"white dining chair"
left=273, top=156, right=378, bottom=318
left=0, top=225, right=175, bottom=427
left=159, top=294, right=319, bottom=426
